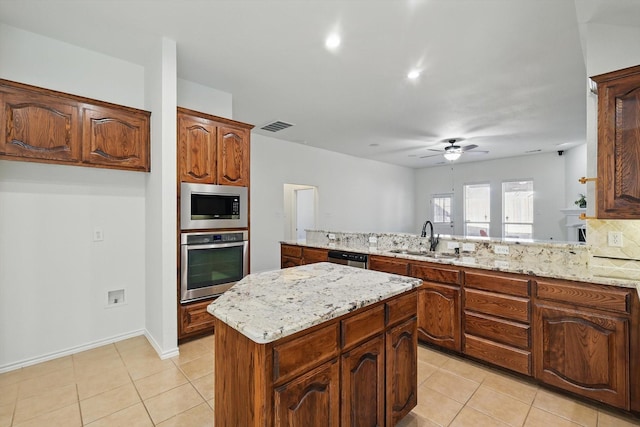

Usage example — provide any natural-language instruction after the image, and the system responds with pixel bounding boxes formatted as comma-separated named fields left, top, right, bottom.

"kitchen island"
left=207, top=262, right=422, bottom=426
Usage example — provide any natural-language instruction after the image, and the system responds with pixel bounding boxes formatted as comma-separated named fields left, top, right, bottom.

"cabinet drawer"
left=180, top=299, right=216, bottom=336
left=274, top=323, right=340, bottom=384
left=387, top=291, right=417, bottom=327
left=281, top=245, right=302, bottom=258
left=410, top=263, right=460, bottom=285
left=465, top=271, right=530, bottom=297
left=464, top=334, right=531, bottom=376
left=465, top=288, right=530, bottom=323
left=342, top=304, right=385, bottom=349
left=302, top=248, right=328, bottom=264
left=536, top=280, right=631, bottom=314
left=464, top=312, right=530, bottom=349
left=369, top=256, right=409, bottom=275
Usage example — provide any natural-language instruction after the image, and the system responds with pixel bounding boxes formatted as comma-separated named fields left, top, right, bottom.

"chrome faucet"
left=420, top=220, right=440, bottom=252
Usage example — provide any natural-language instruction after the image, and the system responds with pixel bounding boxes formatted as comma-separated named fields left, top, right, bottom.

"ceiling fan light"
left=443, top=151, right=461, bottom=161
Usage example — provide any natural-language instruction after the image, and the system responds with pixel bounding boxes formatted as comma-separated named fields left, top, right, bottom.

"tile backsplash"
left=587, top=219, right=640, bottom=280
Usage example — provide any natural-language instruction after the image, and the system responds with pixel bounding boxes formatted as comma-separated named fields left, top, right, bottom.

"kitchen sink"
left=389, top=249, right=459, bottom=259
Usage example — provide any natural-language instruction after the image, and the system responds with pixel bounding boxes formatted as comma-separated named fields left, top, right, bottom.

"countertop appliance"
left=327, top=250, right=368, bottom=269
left=180, top=230, right=249, bottom=303
left=180, top=182, right=248, bottom=230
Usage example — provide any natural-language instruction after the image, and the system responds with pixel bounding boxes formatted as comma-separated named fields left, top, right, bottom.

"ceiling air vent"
left=260, top=120, right=294, bottom=132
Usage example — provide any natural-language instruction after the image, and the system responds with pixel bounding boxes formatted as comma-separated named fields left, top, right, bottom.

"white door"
left=431, top=193, right=454, bottom=235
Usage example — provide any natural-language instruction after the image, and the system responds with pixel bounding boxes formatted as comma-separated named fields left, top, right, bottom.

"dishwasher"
left=327, top=250, right=368, bottom=269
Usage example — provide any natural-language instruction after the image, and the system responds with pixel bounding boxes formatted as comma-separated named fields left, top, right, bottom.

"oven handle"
left=182, top=240, right=247, bottom=250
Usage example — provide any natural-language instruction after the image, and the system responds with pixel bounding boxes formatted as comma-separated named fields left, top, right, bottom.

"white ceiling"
left=0, top=0, right=638, bottom=168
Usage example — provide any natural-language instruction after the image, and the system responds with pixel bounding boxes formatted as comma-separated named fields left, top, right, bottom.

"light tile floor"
left=1, top=335, right=639, bottom=426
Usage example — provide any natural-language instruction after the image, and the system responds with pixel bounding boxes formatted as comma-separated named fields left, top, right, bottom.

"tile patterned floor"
left=1, top=335, right=639, bottom=426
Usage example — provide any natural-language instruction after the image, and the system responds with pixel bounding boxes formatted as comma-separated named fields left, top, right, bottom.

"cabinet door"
left=82, top=105, right=150, bottom=171
left=178, top=112, right=217, bottom=183
left=341, top=335, right=385, bottom=427
left=217, top=125, right=249, bottom=186
left=593, top=65, right=640, bottom=218
left=274, top=359, right=340, bottom=427
left=386, top=317, right=417, bottom=426
left=534, top=304, right=629, bottom=408
left=417, top=283, right=461, bottom=351
left=0, top=90, right=80, bottom=162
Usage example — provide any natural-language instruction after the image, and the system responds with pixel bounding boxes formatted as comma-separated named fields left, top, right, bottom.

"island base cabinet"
left=274, top=359, right=340, bottom=427
left=341, top=335, right=385, bottom=426
left=386, top=317, right=418, bottom=426
left=534, top=304, right=629, bottom=409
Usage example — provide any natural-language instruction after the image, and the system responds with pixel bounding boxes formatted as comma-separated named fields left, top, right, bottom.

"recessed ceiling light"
left=325, top=34, right=341, bottom=50
left=369, top=143, right=379, bottom=147
left=407, top=69, right=421, bottom=80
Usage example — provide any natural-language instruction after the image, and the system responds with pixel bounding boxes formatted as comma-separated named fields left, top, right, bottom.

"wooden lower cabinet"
left=411, top=262, right=462, bottom=352
left=463, top=271, right=532, bottom=375
left=417, top=283, right=461, bottom=351
left=179, top=298, right=216, bottom=338
left=534, top=303, right=629, bottom=408
left=214, top=290, right=417, bottom=426
left=280, top=244, right=327, bottom=267
left=275, top=359, right=340, bottom=426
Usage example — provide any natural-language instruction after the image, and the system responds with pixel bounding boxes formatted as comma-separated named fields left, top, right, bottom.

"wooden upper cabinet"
left=0, top=89, right=80, bottom=162
left=177, top=107, right=253, bottom=187
left=82, top=105, right=150, bottom=171
left=217, top=125, right=249, bottom=186
left=592, top=64, right=640, bottom=218
left=177, top=112, right=217, bottom=183
left=0, top=79, right=150, bottom=171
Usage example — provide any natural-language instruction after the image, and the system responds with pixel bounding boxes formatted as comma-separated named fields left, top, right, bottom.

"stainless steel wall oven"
left=180, top=230, right=249, bottom=303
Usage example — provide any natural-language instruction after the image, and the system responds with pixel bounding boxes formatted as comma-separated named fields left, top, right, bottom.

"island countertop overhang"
left=207, top=262, right=422, bottom=344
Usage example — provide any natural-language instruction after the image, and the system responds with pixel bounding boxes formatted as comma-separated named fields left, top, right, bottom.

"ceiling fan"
left=420, top=138, right=488, bottom=161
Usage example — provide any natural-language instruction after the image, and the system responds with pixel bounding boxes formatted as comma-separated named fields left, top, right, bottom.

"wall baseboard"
left=0, top=329, right=146, bottom=374
left=145, top=330, right=179, bottom=360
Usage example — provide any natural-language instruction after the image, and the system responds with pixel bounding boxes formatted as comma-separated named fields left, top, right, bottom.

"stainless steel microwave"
left=180, top=182, right=248, bottom=230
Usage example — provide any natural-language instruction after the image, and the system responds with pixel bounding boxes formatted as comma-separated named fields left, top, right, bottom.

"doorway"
left=283, top=184, right=317, bottom=241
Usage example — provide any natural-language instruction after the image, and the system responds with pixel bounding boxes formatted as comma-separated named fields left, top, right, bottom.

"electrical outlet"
left=494, top=245, right=509, bottom=255
left=328, top=233, right=336, bottom=240
left=494, top=260, right=510, bottom=269
left=368, top=236, right=377, bottom=244
left=93, top=227, right=104, bottom=242
left=447, top=242, right=459, bottom=250
left=608, top=231, right=623, bottom=247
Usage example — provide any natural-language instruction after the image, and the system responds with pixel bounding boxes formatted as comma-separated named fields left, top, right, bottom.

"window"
left=464, top=183, right=490, bottom=237
left=431, top=193, right=453, bottom=234
left=503, top=180, right=533, bottom=239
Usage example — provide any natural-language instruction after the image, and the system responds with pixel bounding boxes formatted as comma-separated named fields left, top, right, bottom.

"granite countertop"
left=207, top=262, right=422, bottom=344
left=281, top=239, right=639, bottom=293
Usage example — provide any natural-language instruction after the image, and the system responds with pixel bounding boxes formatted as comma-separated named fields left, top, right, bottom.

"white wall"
left=143, top=38, right=179, bottom=359
left=0, top=24, right=147, bottom=370
left=177, top=78, right=232, bottom=117
left=250, top=134, right=416, bottom=273
left=415, top=152, right=567, bottom=241
left=564, top=144, right=587, bottom=207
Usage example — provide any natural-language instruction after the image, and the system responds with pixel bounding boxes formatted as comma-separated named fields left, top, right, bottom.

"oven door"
left=180, top=240, right=248, bottom=303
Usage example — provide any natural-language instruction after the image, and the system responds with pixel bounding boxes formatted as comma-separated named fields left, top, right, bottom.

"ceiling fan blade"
left=460, top=144, right=478, bottom=152
left=419, top=153, right=443, bottom=158
left=466, top=150, right=489, bottom=155
left=427, top=148, right=442, bottom=152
